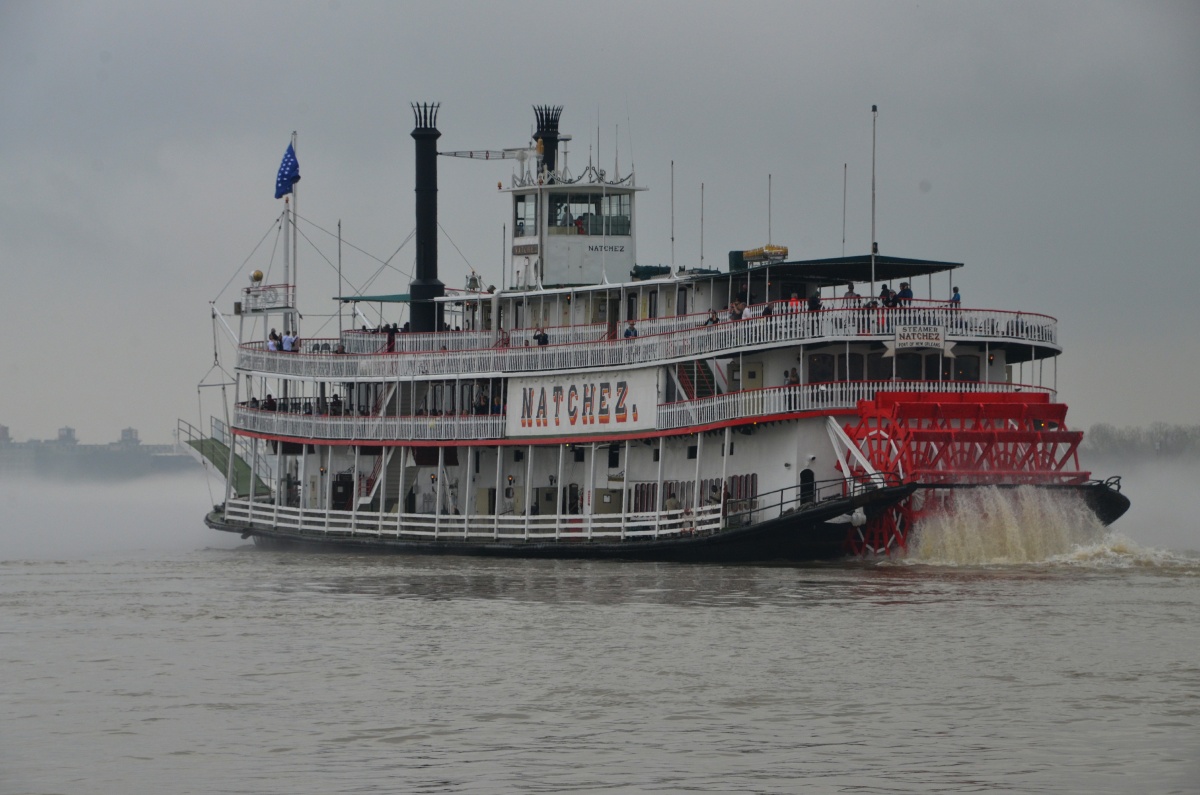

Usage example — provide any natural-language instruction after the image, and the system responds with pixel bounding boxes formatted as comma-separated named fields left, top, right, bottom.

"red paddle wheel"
left=839, top=392, right=1090, bottom=556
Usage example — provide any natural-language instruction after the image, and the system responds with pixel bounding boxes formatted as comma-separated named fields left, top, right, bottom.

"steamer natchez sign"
left=506, top=370, right=658, bottom=438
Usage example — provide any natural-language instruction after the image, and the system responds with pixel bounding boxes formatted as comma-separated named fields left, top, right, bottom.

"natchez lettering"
left=520, top=381, right=636, bottom=427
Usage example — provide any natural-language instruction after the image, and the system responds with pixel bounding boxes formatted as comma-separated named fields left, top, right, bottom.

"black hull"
left=205, top=485, right=918, bottom=563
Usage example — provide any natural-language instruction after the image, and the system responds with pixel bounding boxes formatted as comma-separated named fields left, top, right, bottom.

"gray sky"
left=2, top=0, right=1197, bottom=445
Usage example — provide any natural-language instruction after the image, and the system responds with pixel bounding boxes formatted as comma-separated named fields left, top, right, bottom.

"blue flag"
left=274, top=143, right=300, bottom=199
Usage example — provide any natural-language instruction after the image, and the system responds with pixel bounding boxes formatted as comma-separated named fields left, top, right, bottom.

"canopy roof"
left=757, top=254, right=963, bottom=285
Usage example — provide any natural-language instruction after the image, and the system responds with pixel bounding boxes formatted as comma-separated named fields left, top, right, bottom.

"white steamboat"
left=189, top=104, right=1127, bottom=560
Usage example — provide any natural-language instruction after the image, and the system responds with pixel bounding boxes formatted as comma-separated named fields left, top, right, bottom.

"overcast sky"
left=1, top=1, right=1197, bottom=446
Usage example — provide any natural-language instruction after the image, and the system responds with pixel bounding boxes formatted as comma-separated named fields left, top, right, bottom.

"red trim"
left=232, top=407, right=859, bottom=448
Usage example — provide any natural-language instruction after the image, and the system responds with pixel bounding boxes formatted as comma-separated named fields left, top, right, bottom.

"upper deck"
left=236, top=297, right=1058, bottom=381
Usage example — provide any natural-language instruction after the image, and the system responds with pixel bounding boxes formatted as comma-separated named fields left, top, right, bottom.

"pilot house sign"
left=507, top=370, right=657, bottom=437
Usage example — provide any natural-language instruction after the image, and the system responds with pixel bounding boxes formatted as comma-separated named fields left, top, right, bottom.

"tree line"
left=1080, top=423, right=1200, bottom=459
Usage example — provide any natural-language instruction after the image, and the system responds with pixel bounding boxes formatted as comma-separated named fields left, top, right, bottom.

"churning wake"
left=904, top=485, right=1191, bottom=568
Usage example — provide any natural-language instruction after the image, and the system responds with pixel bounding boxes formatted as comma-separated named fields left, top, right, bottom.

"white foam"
left=907, top=485, right=1120, bottom=566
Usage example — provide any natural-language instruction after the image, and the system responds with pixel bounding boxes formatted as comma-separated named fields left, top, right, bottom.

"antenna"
left=842, top=163, right=847, bottom=258
left=768, top=173, right=772, bottom=244
left=670, top=160, right=675, bottom=269
left=700, top=182, right=705, bottom=268
left=870, top=104, right=878, bottom=295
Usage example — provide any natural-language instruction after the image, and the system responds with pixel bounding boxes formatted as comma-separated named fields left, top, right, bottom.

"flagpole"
left=290, top=131, right=298, bottom=335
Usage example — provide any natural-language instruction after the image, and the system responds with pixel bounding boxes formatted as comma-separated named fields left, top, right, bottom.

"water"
left=2, top=475, right=1199, bottom=794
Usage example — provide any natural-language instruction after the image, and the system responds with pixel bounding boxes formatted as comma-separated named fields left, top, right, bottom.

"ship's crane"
left=440, top=130, right=573, bottom=183
left=439, top=148, right=532, bottom=161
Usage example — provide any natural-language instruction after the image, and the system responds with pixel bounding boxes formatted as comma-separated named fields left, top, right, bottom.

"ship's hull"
left=204, top=479, right=1128, bottom=562
left=206, top=484, right=918, bottom=562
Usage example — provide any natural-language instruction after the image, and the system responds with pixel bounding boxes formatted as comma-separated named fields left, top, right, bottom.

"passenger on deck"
left=896, top=282, right=914, bottom=306
left=702, top=309, right=719, bottom=326
left=624, top=320, right=638, bottom=338
left=263, top=394, right=276, bottom=411
left=950, top=286, right=961, bottom=308
left=844, top=284, right=860, bottom=304
left=787, top=368, right=800, bottom=386
left=807, top=292, right=823, bottom=311
left=788, top=293, right=801, bottom=312
left=534, top=327, right=549, bottom=346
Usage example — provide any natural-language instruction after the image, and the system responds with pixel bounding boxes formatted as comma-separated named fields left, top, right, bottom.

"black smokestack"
left=534, top=105, right=563, bottom=177
left=410, top=102, right=444, bottom=334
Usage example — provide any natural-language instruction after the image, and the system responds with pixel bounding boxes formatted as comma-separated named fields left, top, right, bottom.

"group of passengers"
left=248, top=393, right=345, bottom=416
left=266, top=328, right=301, bottom=352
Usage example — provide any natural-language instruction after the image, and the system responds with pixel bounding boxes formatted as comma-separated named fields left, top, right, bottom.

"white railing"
left=221, top=499, right=725, bottom=543
left=233, top=380, right=1053, bottom=442
left=240, top=303, right=1058, bottom=381
left=657, top=380, right=1056, bottom=429
left=234, top=408, right=506, bottom=442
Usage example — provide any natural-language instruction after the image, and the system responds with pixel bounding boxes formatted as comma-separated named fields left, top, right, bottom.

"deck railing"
left=238, top=302, right=1058, bottom=381
left=232, top=380, right=1054, bottom=441
left=658, top=380, right=1055, bottom=429
left=219, top=470, right=892, bottom=544
left=221, top=499, right=725, bottom=543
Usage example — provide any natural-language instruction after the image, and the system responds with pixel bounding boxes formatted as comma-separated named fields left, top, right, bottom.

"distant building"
left=0, top=425, right=197, bottom=480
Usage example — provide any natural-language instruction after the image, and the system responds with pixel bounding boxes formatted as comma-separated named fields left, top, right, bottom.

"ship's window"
left=547, top=193, right=632, bottom=235
left=648, top=290, right=658, bottom=319
left=808, top=353, right=835, bottom=383
left=838, top=353, right=865, bottom=380
left=896, top=353, right=923, bottom=380
left=955, top=355, right=981, bottom=382
left=514, top=194, right=537, bottom=237
left=677, top=289, right=688, bottom=317
left=573, top=447, right=585, bottom=463
left=600, top=193, right=632, bottom=235
left=608, top=444, right=620, bottom=469
left=687, top=445, right=698, bottom=460
left=627, top=293, right=637, bottom=321
left=866, top=352, right=890, bottom=380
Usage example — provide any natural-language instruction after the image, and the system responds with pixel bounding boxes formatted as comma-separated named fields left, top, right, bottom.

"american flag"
left=274, top=143, right=300, bottom=199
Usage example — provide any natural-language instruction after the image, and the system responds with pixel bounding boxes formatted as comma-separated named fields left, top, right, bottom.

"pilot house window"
left=514, top=194, right=537, bottom=238
left=548, top=193, right=632, bottom=235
